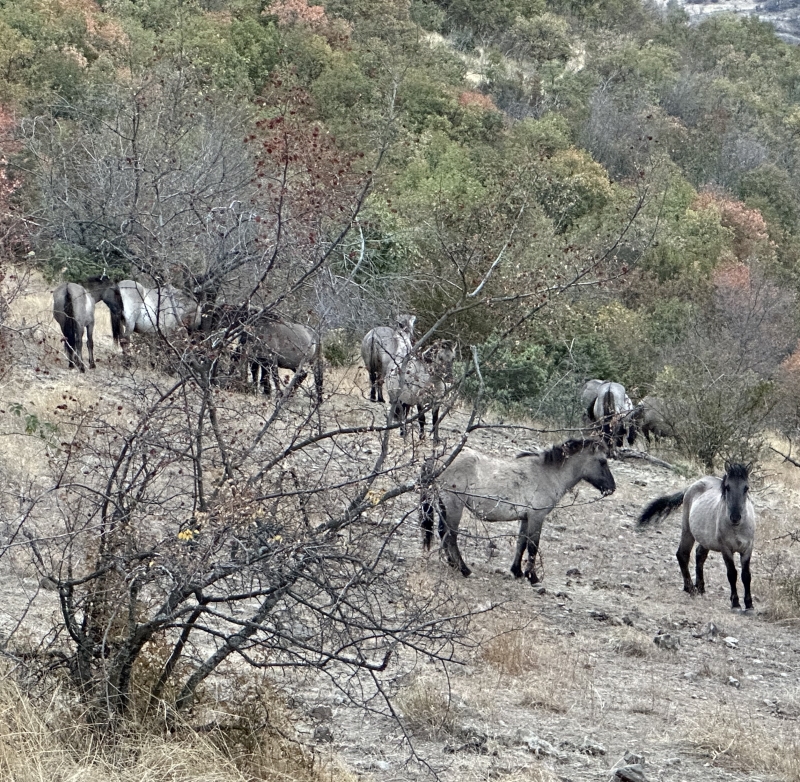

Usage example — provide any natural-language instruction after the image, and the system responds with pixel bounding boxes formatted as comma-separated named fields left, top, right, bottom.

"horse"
left=638, top=462, right=755, bottom=610
left=52, top=283, right=96, bottom=372
left=246, top=316, right=322, bottom=404
left=361, top=315, right=416, bottom=403
left=387, top=340, right=456, bottom=443
left=420, top=438, right=616, bottom=583
left=635, top=395, right=675, bottom=445
left=86, top=278, right=201, bottom=348
left=581, top=379, right=636, bottom=449
left=200, top=304, right=322, bottom=404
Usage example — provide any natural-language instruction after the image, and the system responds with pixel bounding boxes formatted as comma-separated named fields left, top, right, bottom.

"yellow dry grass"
left=480, top=623, right=587, bottom=714
left=0, top=672, right=357, bottom=782
left=685, top=702, right=800, bottom=780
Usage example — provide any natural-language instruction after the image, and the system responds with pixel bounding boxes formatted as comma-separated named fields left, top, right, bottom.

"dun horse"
left=201, top=304, right=322, bottom=404
left=52, top=282, right=96, bottom=372
left=246, top=317, right=322, bottom=404
left=388, top=340, right=456, bottom=443
left=421, top=439, right=616, bottom=583
left=361, top=315, right=416, bottom=403
left=582, top=379, right=636, bottom=449
left=87, top=278, right=201, bottom=348
left=638, top=462, right=755, bottom=610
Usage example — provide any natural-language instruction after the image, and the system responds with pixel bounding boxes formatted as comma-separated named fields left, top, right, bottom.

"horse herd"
left=51, top=283, right=755, bottom=611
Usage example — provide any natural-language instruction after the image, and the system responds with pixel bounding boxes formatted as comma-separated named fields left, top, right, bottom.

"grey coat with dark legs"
left=53, top=282, right=96, bottom=372
left=638, top=462, right=755, bottom=610
left=361, top=315, right=416, bottom=403
left=421, top=439, right=616, bottom=583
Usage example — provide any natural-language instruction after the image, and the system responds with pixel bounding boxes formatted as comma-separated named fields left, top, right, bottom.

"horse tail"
left=638, top=491, right=685, bottom=526
left=420, top=457, right=437, bottom=550
left=313, top=339, right=323, bottom=406
left=107, top=285, right=125, bottom=345
left=62, top=286, right=79, bottom=359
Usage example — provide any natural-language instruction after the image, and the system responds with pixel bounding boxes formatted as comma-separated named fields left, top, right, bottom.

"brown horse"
left=52, top=282, right=96, bottom=372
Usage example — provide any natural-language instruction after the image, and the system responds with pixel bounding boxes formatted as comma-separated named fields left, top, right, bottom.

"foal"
left=638, top=462, right=755, bottom=610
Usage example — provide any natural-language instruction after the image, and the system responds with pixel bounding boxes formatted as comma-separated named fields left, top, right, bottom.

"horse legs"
left=722, top=551, right=741, bottom=609
left=416, top=405, right=426, bottom=439
left=432, top=405, right=440, bottom=443
left=438, top=499, right=470, bottom=577
left=86, top=323, right=96, bottom=370
left=676, top=531, right=696, bottom=594
left=694, top=544, right=709, bottom=594
left=270, top=363, right=281, bottom=395
left=510, top=515, right=528, bottom=579
left=741, top=553, right=753, bottom=610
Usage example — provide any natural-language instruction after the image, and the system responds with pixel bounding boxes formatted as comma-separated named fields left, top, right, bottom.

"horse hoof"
left=510, top=566, right=523, bottom=579
left=526, top=572, right=540, bottom=585
left=460, top=565, right=472, bottom=577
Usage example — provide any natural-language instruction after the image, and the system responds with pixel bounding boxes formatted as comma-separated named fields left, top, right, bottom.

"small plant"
left=396, top=677, right=460, bottom=738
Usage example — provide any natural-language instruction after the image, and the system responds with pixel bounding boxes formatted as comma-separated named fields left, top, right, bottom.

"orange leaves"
left=692, top=191, right=772, bottom=261
left=458, top=91, right=498, bottom=112
left=265, top=0, right=327, bottom=28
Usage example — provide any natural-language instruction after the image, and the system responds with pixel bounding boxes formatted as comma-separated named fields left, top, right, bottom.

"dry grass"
left=607, top=626, right=656, bottom=659
left=0, top=673, right=357, bottom=782
left=480, top=625, right=587, bottom=714
left=396, top=676, right=461, bottom=738
left=686, top=703, right=800, bottom=781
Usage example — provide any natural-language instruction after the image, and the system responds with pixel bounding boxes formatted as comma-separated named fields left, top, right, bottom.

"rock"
left=310, top=705, right=332, bottom=721
left=623, top=750, right=644, bottom=765
left=580, top=739, right=606, bottom=755
left=653, top=633, right=679, bottom=651
left=39, top=576, right=58, bottom=591
left=724, top=636, right=739, bottom=648
left=728, top=676, right=741, bottom=689
left=566, top=567, right=582, bottom=577
left=613, top=764, right=648, bottom=782
left=693, top=621, right=719, bottom=639
left=524, top=735, right=562, bottom=758
left=313, top=724, right=333, bottom=743
left=536, top=586, right=547, bottom=595
left=683, top=670, right=698, bottom=681
left=589, top=610, right=609, bottom=621
left=634, top=479, right=647, bottom=487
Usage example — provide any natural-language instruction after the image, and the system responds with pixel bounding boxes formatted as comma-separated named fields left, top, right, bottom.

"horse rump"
left=638, top=491, right=685, bottom=525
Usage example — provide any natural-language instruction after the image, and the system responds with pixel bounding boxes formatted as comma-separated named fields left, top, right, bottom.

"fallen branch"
left=615, top=448, right=678, bottom=472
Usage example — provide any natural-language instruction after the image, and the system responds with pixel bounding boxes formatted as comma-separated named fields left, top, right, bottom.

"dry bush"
left=687, top=704, right=800, bottom=780
left=396, top=676, right=461, bottom=738
left=494, top=769, right=561, bottom=782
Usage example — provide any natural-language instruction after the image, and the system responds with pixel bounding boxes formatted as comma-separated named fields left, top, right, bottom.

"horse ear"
left=724, top=459, right=732, bottom=473
left=745, top=461, right=754, bottom=476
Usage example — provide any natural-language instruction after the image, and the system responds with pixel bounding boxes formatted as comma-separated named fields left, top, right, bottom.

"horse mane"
left=518, top=438, right=599, bottom=465
left=724, top=463, right=750, bottom=481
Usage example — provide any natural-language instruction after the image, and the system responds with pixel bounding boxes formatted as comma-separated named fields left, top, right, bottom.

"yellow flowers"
left=365, top=489, right=385, bottom=506
left=178, top=528, right=200, bottom=542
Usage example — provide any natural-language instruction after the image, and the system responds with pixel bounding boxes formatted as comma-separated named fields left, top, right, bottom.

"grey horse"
left=86, top=278, right=201, bottom=348
left=635, top=395, right=675, bottom=444
left=361, top=315, right=416, bottom=403
left=581, top=379, right=635, bottom=448
left=421, top=438, right=616, bottom=583
left=638, top=462, right=755, bottom=610
left=52, top=282, right=96, bottom=372
left=247, top=317, right=322, bottom=403
left=388, top=339, right=456, bottom=443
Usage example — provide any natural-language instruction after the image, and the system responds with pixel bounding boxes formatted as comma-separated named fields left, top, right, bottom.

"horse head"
left=722, top=461, right=751, bottom=526
left=580, top=439, right=616, bottom=496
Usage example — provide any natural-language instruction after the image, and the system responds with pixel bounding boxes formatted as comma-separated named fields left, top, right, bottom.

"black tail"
left=638, top=491, right=685, bottom=525
left=420, top=457, right=437, bottom=549
left=313, top=345, right=324, bottom=407
left=108, top=285, right=124, bottom=344
left=62, top=287, right=79, bottom=363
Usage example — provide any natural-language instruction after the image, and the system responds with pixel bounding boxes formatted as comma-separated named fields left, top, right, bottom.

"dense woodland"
left=2, top=0, right=800, bottom=777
